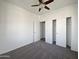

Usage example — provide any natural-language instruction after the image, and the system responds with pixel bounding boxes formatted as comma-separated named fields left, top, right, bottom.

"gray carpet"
left=0, top=41, right=78, bottom=59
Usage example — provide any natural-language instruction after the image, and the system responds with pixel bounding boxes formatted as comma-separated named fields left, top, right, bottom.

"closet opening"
left=52, top=20, right=56, bottom=44
left=66, top=17, right=72, bottom=49
left=40, top=21, right=45, bottom=41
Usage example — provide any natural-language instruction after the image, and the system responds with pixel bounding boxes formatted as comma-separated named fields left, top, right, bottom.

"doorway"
left=53, top=20, right=56, bottom=44
left=40, top=22, right=45, bottom=41
left=66, top=17, right=71, bottom=49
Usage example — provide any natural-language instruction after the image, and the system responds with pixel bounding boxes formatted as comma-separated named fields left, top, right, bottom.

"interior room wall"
left=0, top=1, right=40, bottom=54
left=40, top=4, right=78, bottom=52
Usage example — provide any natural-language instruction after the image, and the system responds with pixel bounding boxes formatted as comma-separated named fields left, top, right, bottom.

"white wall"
left=40, top=4, right=78, bottom=51
left=0, top=1, right=40, bottom=54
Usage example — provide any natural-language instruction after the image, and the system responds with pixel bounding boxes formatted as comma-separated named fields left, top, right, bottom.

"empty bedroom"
left=0, top=0, right=78, bottom=59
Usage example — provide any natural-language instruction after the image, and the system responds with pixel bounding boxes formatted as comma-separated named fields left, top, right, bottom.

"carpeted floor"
left=0, top=41, right=78, bottom=59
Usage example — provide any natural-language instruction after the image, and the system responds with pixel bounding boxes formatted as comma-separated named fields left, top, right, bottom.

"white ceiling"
left=3, top=0, right=77, bottom=15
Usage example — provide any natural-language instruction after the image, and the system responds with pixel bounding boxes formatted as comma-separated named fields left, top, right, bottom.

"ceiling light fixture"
left=31, top=0, right=54, bottom=12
